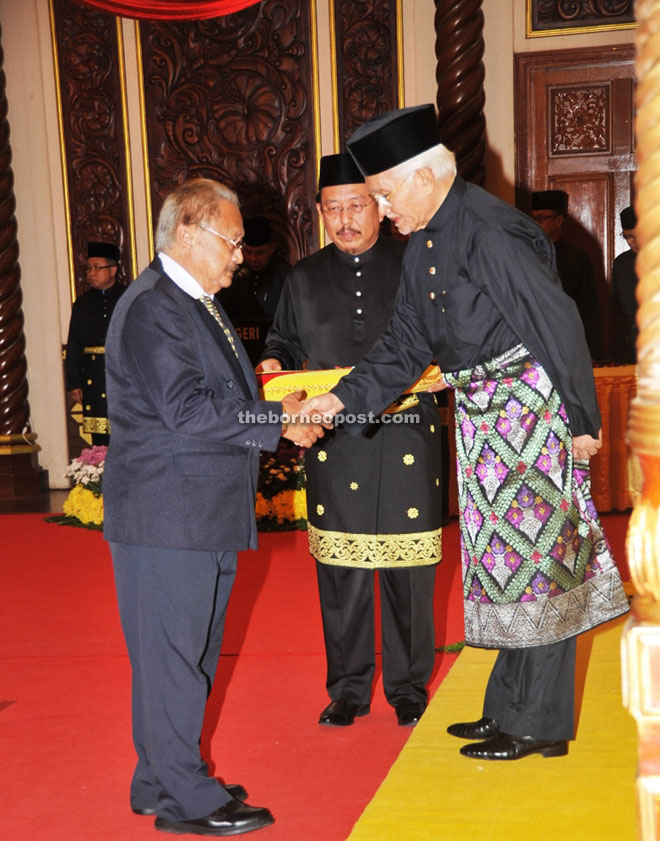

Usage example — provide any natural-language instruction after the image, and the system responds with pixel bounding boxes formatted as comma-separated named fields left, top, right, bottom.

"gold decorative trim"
left=82, top=417, right=111, bottom=434
left=308, top=523, right=442, bottom=568
left=396, top=0, right=404, bottom=107
left=328, top=0, right=339, bottom=154
left=525, top=0, right=636, bottom=38
left=134, top=20, right=154, bottom=259
left=0, top=432, right=40, bottom=455
left=311, top=0, right=324, bottom=249
left=48, top=0, right=76, bottom=304
left=116, top=18, right=138, bottom=279
left=83, top=346, right=105, bottom=354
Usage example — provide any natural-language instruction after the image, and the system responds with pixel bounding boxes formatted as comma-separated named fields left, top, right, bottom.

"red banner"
left=72, top=0, right=261, bottom=20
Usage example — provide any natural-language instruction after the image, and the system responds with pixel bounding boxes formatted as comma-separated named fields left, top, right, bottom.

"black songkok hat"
left=347, top=104, right=442, bottom=177
left=243, top=216, right=272, bottom=247
left=318, top=153, right=365, bottom=190
left=531, top=190, right=568, bottom=214
left=620, top=205, right=637, bottom=230
left=87, top=241, right=120, bottom=263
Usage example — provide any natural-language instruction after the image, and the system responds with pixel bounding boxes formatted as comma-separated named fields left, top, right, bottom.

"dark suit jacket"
left=103, top=258, right=283, bottom=552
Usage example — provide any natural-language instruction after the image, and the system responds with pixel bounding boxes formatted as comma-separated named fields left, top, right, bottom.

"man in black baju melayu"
left=259, top=153, right=442, bottom=728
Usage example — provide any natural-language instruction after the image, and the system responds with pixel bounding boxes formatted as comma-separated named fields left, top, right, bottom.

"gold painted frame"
left=526, top=0, right=635, bottom=38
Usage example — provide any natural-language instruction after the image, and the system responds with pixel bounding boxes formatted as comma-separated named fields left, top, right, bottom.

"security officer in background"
left=65, top=241, right=125, bottom=445
left=530, top=190, right=602, bottom=360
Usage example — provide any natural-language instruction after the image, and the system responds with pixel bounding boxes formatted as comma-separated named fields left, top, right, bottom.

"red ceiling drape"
left=71, top=0, right=261, bottom=20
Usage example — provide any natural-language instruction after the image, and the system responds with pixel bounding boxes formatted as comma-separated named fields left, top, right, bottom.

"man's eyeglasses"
left=320, top=199, right=375, bottom=218
left=369, top=173, right=412, bottom=207
left=84, top=263, right=115, bottom=274
left=198, top=223, right=244, bottom=252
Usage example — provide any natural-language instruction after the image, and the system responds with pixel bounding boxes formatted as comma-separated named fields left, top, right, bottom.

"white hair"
left=155, top=179, right=239, bottom=252
left=392, top=143, right=457, bottom=182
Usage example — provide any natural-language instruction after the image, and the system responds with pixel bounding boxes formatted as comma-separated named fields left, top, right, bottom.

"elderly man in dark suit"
left=103, top=179, right=323, bottom=836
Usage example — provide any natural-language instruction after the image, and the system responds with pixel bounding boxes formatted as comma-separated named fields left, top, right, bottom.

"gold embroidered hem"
left=83, top=416, right=111, bottom=434
left=308, top=523, right=442, bottom=568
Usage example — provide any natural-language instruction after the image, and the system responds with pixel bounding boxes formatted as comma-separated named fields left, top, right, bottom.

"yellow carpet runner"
left=348, top=616, right=637, bottom=841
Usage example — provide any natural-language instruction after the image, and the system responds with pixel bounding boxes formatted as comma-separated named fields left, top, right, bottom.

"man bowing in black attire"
left=259, top=154, right=442, bottom=728
left=304, top=106, right=629, bottom=761
left=103, top=179, right=324, bottom=836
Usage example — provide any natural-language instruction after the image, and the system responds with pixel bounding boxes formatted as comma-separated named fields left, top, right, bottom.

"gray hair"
left=392, top=143, right=457, bottom=182
left=155, top=179, right=239, bottom=252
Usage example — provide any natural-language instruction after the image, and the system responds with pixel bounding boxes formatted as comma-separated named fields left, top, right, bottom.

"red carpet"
left=0, top=511, right=629, bottom=840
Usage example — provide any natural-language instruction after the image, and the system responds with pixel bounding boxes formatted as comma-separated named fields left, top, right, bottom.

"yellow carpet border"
left=348, top=617, right=638, bottom=841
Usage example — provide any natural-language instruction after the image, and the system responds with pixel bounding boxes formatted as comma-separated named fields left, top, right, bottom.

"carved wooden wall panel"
left=52, top=0, right=131, bottom=298
left=333, top=0, right=399, bottom=145
left=140, top=1, right=317, bottom=263
left=550, top=85, right=610, bottom=154
left=530, top=0, right=634, bottom=32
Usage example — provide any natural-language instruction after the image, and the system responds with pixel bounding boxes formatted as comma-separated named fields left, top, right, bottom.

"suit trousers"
left=111, top=542, right=237, bottom=821
left=316, top=561, right=437, bottom=708
left=482, top=636, right=577, bottom=741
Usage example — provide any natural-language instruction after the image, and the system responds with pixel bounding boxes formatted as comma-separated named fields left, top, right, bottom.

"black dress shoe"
left=395, top=701, right=426, bottom=726
left=447, top=716, right=499, bottom=740
left=154, top=799, right=274, bottom=836
left=133, top=784, right=248, bottom=815
left=319, top=699, right=370, bottom=726
left=459, top=732, right=569, bottom=760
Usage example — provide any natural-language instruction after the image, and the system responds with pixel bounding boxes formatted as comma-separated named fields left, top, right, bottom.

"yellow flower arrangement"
left=62, top=483, right=104, bottom=526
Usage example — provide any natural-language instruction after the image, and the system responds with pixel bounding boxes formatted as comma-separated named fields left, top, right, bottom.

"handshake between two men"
left=277, top=390, right=341, bottom=449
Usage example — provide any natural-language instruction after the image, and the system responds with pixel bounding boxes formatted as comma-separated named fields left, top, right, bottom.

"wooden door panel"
left=515, top=46, right=636, bottom=358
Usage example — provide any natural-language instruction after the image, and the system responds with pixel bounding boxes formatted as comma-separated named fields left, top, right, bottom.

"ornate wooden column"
left=621, top=2, right=660, bottom=838
left=433, top=0, right=486, bottom=185
left=0, top=25, right=48, bottom=511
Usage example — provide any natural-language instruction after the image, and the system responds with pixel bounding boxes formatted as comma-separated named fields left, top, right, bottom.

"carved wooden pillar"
left=621, top=2, right=660, bottom=839
left=433, top=0, right=486, bottom=185
left=0, top=25, right=48, bottom=511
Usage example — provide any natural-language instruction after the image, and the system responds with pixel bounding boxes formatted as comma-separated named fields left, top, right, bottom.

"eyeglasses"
left=321, top=199, right=375, bottom=218
left=369, top=173, right=412, bottom=207
left=84, top=263, right=114, bottom=274
left=198, top=224, right=244, bottom=252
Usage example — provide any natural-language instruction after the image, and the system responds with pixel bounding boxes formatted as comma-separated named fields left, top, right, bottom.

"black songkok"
left=318, top=153, right=365, bottom=189
left=620, top=205, right=637, bottom=230
left=347, top=104, right=442, bottom=176
left=243, top=216, right=272, bottom=247
left=87, top=241, right=120, bottom=263
left=531, top=190, right=568, bottom=214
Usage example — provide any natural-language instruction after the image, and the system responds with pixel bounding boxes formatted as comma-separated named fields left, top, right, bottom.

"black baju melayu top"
left=65, top=282, right=126, bottom=436
left=611, top=248, right=638, bottom=364
left=262, top=236, right=442, bottom=569
left=553, top=238, right=601, bottom=361
left=333, top=176, right=601, bottom=441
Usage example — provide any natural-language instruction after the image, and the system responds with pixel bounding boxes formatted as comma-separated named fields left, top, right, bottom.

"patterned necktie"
left=200, top=296, right=239, bottom=359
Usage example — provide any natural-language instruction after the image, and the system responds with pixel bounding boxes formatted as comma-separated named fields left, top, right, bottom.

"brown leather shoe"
left=154, top=799, right=274, bottom=835
left=319, top=699, right=370, bottom=726
left=446, top=716, right=499, bottom=740
left=459, top=732, right=568, bottom=760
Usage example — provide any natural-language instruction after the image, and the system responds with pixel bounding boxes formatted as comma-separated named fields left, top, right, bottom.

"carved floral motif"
left=141, top=1, right=316, bottom=262
left=551, top=86, right=609, bottom=154
left=334, top=1, right=398, bottom=142
left=52, top=0, right=129, bottom=297
left=533, top=0, right=634, bottom=29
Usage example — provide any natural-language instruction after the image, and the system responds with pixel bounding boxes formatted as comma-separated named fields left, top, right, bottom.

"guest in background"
left=218, top=215, right=289, bottom=364
left=259, top=153, right=442, bottom=729
left=611, top=205, right=639, bottom=364
left=64, top=241, right=124, bottom=445
left=530, top=190, right=602, bottom=360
